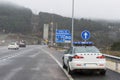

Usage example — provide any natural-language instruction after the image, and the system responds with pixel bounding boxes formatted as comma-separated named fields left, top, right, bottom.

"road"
left=0, top=45, right=120, bottom=80
left=0, top=45, right=67, bottom=80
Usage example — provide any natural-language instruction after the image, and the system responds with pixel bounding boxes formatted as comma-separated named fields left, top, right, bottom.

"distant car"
left=19, top=41, right=26, bottom=47
left=8, top=42, right=19, bottom=50
left=62, top=42, right=106, bottom=75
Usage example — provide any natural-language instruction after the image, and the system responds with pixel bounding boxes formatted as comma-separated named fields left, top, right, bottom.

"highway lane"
left=0, top=45, right=68, bottom=80
left=0, top=46, right=35, bottom=58
left=43, top=46, right=120, bottom=80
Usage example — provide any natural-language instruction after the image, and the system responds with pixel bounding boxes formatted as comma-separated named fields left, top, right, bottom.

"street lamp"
left=71, top=0, right=74, bottom=47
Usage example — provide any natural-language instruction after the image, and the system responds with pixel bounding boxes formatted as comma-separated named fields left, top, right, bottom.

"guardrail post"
left=115, top=62, right=118, bottom=71
left=104, top=54, right=120, bottom=71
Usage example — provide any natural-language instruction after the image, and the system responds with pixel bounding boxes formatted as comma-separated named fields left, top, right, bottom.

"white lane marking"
left=41, top=48, right=74, bottom=80
left=0, top=49, right=34, bottom=61
left=29, top=52, right=40, bottom=58
left=0, top=60, right=12, bottom=66
left=31, top=67, right=40, bottom=71
left=3, top=67, right=23, bottom=80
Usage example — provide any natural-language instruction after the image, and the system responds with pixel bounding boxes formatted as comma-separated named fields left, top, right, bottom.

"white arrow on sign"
left=84, top=32, right=88, bottom=39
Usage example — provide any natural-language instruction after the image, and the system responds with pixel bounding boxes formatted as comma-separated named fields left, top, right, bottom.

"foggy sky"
left=1, top=0, right=120, bottom=20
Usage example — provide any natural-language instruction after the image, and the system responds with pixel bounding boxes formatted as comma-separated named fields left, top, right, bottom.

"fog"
left=1, top=0, right=120, bottom=20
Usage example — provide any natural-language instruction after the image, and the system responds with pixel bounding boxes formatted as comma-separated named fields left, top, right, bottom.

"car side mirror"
left=69, top=56, right=73, bottom=61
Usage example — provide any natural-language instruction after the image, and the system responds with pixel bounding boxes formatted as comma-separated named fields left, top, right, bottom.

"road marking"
left=29, top=52, right=40, bottom=58
left=41, top=48, right=74, bottom=80
left=3, top=67, right=23, bottom=80
left=0, top=49, right=34, bottom=61
left=0, top=60, right=12, bottom=66
left=31, top=67, right=40, bottom=71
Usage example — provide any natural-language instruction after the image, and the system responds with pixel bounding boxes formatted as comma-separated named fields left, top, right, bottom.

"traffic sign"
left=56, top=34, right=65, bottom=43
left=64, top=34, right=71, bottom=43
left=81, top=30, right=90, bottom=40
left=56, top=30, right=70, bottom=35
left=56, top=30, right=71, bottom=43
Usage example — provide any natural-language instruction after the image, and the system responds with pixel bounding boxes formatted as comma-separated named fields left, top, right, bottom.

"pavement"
left=0, top=45, right=68, bottom=80
left=0, top=45, right=120, bottom=80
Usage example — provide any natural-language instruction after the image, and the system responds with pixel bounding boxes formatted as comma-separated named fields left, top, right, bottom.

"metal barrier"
left=103, top=54, right=120, bottom=71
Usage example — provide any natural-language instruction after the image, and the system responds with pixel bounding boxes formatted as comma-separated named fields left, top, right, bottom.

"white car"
left=19, top=40, right=26, bottom=47
left=62, top=42, right=106, bottom=75
left=8, top=42, right=19, bottom=50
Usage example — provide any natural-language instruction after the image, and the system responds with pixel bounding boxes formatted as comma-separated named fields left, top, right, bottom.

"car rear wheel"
left=100, top=70, right=106, bottom=75
left=67, top=63, right=73, bottom=75
left=63, top=61, right=67, bottom=69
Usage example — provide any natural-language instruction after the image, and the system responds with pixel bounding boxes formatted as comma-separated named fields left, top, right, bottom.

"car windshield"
left=74, top=46, right=100, bottom=53
left=10, top=42, right=15, bottom=45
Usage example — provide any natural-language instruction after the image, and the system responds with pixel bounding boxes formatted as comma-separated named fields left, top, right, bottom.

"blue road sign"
left=56, top=30, right=70, bottom=35
left=81, top=30, right=90, bottom=40
left=56, top=34, right=65, bottom=43
left=64, top=34, right=71, bottom=43
left=56, top=30, right=71, bottom=43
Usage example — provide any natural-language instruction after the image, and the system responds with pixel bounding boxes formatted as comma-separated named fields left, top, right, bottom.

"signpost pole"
left=55, top=23, right=58, bottom=48
left=71, top=0, right=74, bottom=47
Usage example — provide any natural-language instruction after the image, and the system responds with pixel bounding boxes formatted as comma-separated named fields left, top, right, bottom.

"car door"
left=64, top=47, right=73, bottom=65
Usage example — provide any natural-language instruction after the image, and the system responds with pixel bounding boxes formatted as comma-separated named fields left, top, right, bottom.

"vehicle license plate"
left=85, top=63, right=96, bottom=67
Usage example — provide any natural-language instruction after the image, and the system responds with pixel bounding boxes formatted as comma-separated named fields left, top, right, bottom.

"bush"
left=111, top=42, right=120, bottom=51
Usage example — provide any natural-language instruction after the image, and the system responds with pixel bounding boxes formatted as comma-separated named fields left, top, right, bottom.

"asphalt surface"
left=0, top=45, right=68, bottom=80
left=0, top=45, right=120, bottom=80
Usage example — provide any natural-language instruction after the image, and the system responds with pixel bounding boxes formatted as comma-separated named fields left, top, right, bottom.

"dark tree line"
left=111, top=41, right=120, bottom=51
left=0, top=3, right=32, bottom=34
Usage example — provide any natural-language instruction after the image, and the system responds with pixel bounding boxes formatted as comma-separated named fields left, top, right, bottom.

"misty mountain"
left=0, top=3, right=32, bottom=34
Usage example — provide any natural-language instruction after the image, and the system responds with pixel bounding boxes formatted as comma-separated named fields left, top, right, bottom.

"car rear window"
left=74, top=46, right=100, bottom=53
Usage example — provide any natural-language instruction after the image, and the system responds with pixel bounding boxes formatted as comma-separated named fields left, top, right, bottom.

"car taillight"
left=97, top=55, right=105, bottom=59
left=73, top=55, right=84, bottom=59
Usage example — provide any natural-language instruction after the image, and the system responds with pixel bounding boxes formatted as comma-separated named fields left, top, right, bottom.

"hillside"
left=0, top=2, right=32, bottom=34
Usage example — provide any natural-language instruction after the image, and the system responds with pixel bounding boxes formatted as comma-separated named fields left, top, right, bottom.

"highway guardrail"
left=103, top=54, right=120, bottom=71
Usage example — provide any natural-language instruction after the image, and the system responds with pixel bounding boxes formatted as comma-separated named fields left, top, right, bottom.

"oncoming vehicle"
left=8, top=42, right=19, bottom=50
left=19, top=40, right=26, bottom=47
left=62, top=42, right=106, bottom=75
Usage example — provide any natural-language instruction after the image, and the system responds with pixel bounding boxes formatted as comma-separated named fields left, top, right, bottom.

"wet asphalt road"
left=0, top=45, right=120, bottom=80
left=0, top=45, right=67, bottom=80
